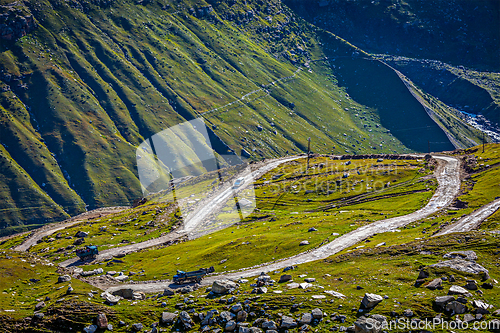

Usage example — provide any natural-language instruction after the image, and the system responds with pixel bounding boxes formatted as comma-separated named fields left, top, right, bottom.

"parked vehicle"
left=75, top=245, right=98, bottom=260
left=232, top=177, right=245, bottom=189
left=173, top=266, right=215, bottom=284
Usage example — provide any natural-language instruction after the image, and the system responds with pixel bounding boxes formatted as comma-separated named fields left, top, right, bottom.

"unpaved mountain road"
left=104, top=155, right=469, bottom=294
left=59, top=156, right=301, bottom=267
left=12, top=207, right=130, bottom=252
left=435, top=198, right=500, bottom=236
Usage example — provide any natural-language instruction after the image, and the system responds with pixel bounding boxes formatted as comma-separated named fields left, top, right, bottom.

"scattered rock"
left=463, top=313, right=475, bottom=323
left=101, top=291, right=121, bottom=305
left=361, top=293, right=383, bottom=309
left=132, top=323, right=143, bottom=331
left=74, top=238, right=85, bottom=245
left=308, top=227, right=318, bottom=232
left=279, top=275, right=292, bottom=283
left=435, top=296, right=455, bottom=309
left=58, top=275, right=71, bottom=283
left=464, top=280, right=478, bottom=290
left=179, top=311, right=194, bottom=329
left=446, top=301, right=468, bottom=314
left=473, top=300, right=492, bottom=314
left=163, top=289, right=174, bottom=296
left=252, top=287, right=267, bottom=294
left=353, top=315, right=387, bottom=333
left=299, top=313, right=312, bottom=325
left=403, top=309, right=413, bottom=317
left=481, top=282, right=493, bottom=289
left=237, top=310, right=248, bottom=322
left=448, top=285, right=472, bottom=297
left=35, top=302, right=45, bottom=311
left=262, top=320, right=277, bottom=330
left=226, top=320, right=237, bottom=331
left=324, top=290, right=346, bottom=299
left=280, top=316, right=297, bottom=329
left=304, top=278, right=316, bottom=283
left=425, top=278, right=442, bottom=290
left=33, top=312, right=44, bottom=320
left=161, top=312, right=177, bottom=325
left=96, top=313, right=108, bottom=329
left=83, top=325, right=97, bottom=333
left=299, top=240, right=310, bottom=246
left=231, top=304, right=243, bottom=313
left=287, top=282, right=300, bottom=289
left=311, top=308, right=323, bottom=319
left=75, top=231, right=89, bottom=238
left=417, top=270, right=429, bottom=279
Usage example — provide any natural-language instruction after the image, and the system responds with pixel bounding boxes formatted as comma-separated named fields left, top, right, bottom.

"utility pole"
left=306, top=137, right=311, bottom=172
left=482, top=132, right=485, bottom=153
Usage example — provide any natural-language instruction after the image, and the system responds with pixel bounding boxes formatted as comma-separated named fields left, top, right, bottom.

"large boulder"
left=237, top=310, right=248, bottom=322
left=429, top=259, right=490, bottom=281
left=448, top=285, right=472, bottom=296
left=100, top=291, right=121, bottom=305
left=112, top=288, right=144, bottom=300
left=353, top=315, right=387, bottom=333
left=443, top=251, right=477, bottom=261
left=280, top=316, right=297, bottom=329
left=262, top=320, right=277, bottom=330
left=298, top=313, right=312, bottom=325
left=435, top=296, right=455, bottom=309
left=58, top=275, right=71, bottom=283
left=473, top=300, right=492, bottom=314
left=425, top=278, right=442, bottom=290
left=179, top=311, right=194, bottom=329
left=225, top=320, right=237, bottom=331
left=446, top=301, right=468, bottom=314
left=279, top=275, right=292, bottom=283
left=160, top=312, right=177, bottom=325
left=75, top=231, right=89, bottom=238
left=212, top=280, right=237, bottom=294
left=311, top=308, right=323, bottom=319
left=361, top=293, right=383, bottom=309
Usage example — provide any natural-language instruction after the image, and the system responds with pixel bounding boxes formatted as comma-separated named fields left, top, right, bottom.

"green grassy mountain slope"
left=0, top=0, right=494, bottom=234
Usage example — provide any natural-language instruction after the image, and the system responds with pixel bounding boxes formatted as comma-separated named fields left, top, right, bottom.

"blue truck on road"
left=173, top=266, right=215, bottom=284
left=75, top=245, right=98, bottom=260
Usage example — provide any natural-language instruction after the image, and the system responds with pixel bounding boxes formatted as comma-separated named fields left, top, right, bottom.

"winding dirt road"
left=59, top=156, right=301, bottom=267
left=14, top=207, right=130, bottom=252
left=105, top=155, right=467, bottom=294
left=435, top=198, right=500, bottom=236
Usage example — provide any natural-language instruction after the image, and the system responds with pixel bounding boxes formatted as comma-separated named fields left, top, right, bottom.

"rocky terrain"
left=1, top=145, right=499, bottom=332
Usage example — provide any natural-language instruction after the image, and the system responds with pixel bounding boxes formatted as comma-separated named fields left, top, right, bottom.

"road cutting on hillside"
left=56, top=156, right=301, bottom=267
left=101, top=154, right=477, bottom=294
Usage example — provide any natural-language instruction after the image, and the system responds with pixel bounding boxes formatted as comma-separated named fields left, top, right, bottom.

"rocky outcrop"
left=0, top=7, right=37, bottom=41
left=429, top=259, right=490, bottom=280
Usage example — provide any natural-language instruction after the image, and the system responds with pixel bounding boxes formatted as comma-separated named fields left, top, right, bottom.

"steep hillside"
left=285, top=0, right=500, bottom=71
left=0, top=0, right=493, bottom=234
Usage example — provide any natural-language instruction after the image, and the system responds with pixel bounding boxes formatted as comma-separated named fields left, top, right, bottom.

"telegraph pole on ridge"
left=306, top=137, right=311, bottom=172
